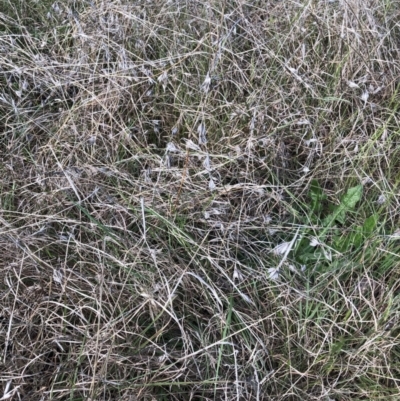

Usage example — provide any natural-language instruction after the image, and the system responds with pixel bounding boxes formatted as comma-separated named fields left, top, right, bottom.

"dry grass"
left=0, top=0, right=400, bottom=400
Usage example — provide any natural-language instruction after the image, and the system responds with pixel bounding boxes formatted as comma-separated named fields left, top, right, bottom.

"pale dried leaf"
left=267, top=268, right=280, bottom=281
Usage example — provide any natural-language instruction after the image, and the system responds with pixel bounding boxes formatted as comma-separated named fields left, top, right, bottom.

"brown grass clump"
left=1, top=0, right=400, bottom=400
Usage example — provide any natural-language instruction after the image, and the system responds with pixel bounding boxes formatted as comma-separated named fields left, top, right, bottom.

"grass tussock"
left=0, top=0, right=400, bottom=400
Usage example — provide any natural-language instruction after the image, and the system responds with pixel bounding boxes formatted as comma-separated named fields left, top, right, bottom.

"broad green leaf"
left=333, top=215, right=377, bottom=253
left=341, top=185, right=363, bottom=209
left=352, top=227, right=363, bottom=249
left=325, top=185, right=363, bottom=226
left=363, top=214, right=378, bottom=236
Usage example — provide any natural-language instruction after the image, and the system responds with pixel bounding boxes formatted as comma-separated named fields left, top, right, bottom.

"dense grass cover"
left=0, top=0, right=400, bottom=400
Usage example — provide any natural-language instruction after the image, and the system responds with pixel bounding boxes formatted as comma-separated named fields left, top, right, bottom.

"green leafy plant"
left=295, top=181, right=377, bottom=265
